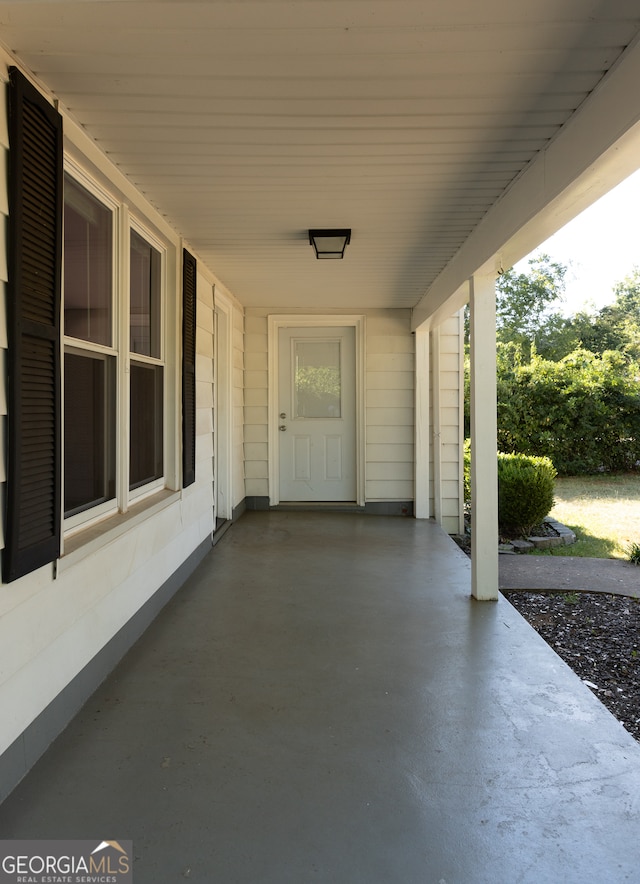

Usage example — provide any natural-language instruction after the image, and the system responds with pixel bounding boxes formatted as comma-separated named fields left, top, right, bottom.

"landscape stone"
left=511, top=539, right=534, bottom=552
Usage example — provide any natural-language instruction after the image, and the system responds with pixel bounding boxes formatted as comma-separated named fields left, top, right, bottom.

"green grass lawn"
left=538, top=473, right=640, bottom=559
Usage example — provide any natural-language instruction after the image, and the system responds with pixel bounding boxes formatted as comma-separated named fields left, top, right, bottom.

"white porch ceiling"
left=1, top=1, right=640, bottom=312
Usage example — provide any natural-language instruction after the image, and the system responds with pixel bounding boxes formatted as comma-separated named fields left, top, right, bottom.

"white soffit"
left=0, top=1, right=639, bottom=312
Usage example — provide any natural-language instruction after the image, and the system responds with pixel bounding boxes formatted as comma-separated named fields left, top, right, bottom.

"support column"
left=456, top=309, right=466, bottom=536
left=469, top=274, right=499, bottom=601
left=431, top=326, right=442, bottom=526
left=414, top=325, right=430, bottom=519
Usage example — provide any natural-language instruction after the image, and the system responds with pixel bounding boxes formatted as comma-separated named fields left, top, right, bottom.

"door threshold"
left=271, top=501, right=414, bottom=517
left=273, top=501, right=363, bottom=513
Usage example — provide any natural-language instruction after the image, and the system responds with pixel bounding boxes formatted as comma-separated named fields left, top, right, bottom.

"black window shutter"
left=182, top=249, right=197, bottom=488
left=4, top=68, right=63, bottom=582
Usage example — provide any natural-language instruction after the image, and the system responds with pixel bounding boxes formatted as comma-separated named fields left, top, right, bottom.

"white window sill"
left=56, top=489, right=181, bottom=576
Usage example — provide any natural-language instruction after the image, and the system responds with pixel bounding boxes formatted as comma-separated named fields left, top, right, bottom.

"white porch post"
left=469, top=273, right=499, bottom=601
left=431, top=325, right=442, bottom=525
left=414, top=325, right=430, bottom=519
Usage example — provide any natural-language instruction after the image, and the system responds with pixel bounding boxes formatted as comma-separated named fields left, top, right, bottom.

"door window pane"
left=64, top=352, right=116, bottom=516
left=294, top=340, right=341, bottom=418
left=130, top=362, right=164, bottom=489
left=63, top=175, right=113, bottom=346
left=130, top=230, right=161, bottom=357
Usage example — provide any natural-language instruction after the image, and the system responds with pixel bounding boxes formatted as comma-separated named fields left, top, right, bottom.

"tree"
left=495, top=254, right=568, bottom=356
left=592, top=268, right=640, bottom=361
left=546, top=267, right=640, bottom=361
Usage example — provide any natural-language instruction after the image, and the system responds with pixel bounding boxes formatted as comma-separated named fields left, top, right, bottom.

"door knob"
left=279, top=425, right=287, bottom=432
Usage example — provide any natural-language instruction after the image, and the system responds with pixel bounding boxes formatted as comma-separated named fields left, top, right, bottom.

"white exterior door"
left=278, top=326, right=356, bottom=501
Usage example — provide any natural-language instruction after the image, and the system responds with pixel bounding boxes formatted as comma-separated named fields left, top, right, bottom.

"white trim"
left=61, top=165, right=120, bottom=542
left=129, top=476, right=165, bottom=504
left=457, top=308, right=466, bottom=536
left=116, top=202, right=130, bottom=510
left=469, top=274, right=499, bottom=601
left=214, top=286, right=234, bottom=520
left=414, top=326, right=430, bottom=519
left=127, top=221, right=167, bottom=504
left=64, top=500, right=118, bottom=538
left=58, top=490, right=180, bottom=572
left=268, top=314, right=365, bottom=507
left=431, top=325, right=443, bottom=526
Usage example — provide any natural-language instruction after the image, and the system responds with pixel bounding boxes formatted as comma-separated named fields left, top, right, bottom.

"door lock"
left=279, top=413, right=287, bottom=419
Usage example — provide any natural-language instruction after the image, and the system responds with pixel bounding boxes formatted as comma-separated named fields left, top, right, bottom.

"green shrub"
left=463, top=438, right=471, bottom=501
left=497, top=452, right=556, bottom=536
left=463, top=443, right=556, bottom=535
left=627, top=542, right=640, bottom=565
left=494, top=348, right=640, bottom=475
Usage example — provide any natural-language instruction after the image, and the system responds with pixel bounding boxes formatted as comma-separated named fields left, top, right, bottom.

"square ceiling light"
left=308, top=229, right=351, bottom=259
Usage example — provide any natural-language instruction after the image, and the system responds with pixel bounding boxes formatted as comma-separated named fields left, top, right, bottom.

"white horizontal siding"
left=192, top=269, right=214, bottom=496
left=366, top=371, right=413, bottom=390
left=366, top=353, right=413, bottom=373
left=366, top=407, right=414, bottom=427
left=367, top=425, right=414, bottom=445
left=364, top=312, right=414, bottom=501
left=366, top=389, right=414, bottom=409
left=366, top=480, right=414, bottom=499
left=434, top=312, right=464, bottom=534
left=367, top=444, right=414, bottom=462
left=232, top=305, right=245, bottom=508
left=243, top=312, right=267, bottom=496
left=367, top=335, right=413, bottom=355
left=367, top=462, right=414, bottom=481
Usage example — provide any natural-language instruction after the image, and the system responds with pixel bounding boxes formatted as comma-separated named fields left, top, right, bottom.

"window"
left=129, top=228, right=164, bottom=494
left=130, top=229, right=161, bottom=357
left=63, top=172, right=166, bottom=529
left=63, top=177, right=112, bottom=346
left=63, top=174, right=117, bottom=521
left=64, top=350, right=116, bottom=516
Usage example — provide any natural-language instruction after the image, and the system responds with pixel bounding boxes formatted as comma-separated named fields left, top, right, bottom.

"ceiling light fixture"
left=308, top=229, right=351, bottom=259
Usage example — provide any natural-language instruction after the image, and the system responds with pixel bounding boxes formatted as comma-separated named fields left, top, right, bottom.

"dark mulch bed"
left=502, top=590, right=640, bottom=742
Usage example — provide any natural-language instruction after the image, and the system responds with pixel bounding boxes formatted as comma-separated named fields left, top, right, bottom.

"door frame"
left=268, top=315, right=366, bottom=507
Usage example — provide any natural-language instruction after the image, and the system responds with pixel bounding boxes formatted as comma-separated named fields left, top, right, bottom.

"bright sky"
left=514, top=167, right=640, bottom=317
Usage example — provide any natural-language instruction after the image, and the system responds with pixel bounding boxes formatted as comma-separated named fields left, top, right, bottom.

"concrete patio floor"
left=1, top=511, right=639, bottom=883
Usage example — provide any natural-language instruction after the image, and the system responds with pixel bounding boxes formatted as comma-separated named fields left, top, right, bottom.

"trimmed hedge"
left=497, top=452, right=556, bottom=536
left=464, top=443, right=557, bottom=537
left=464, top=347, right=640, bottom=475
left=495, top=349, right=640, bottom=475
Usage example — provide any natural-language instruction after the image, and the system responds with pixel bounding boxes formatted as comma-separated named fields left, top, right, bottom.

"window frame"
left=62, top=163, right=119, bottom=534
left=62, top=162, right=169, bottom=533
left=127, top=218, right=167, bottom=504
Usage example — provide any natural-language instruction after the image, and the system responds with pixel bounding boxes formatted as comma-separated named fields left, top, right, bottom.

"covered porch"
left=1, top=511, right=638, bottom=883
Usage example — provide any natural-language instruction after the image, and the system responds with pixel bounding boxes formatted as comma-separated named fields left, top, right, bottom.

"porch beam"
left=414, top=325, right=430, bottom=519
left=469, top=274, right=499, bottom=601
left=411, top=37, right=640, bottom=331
